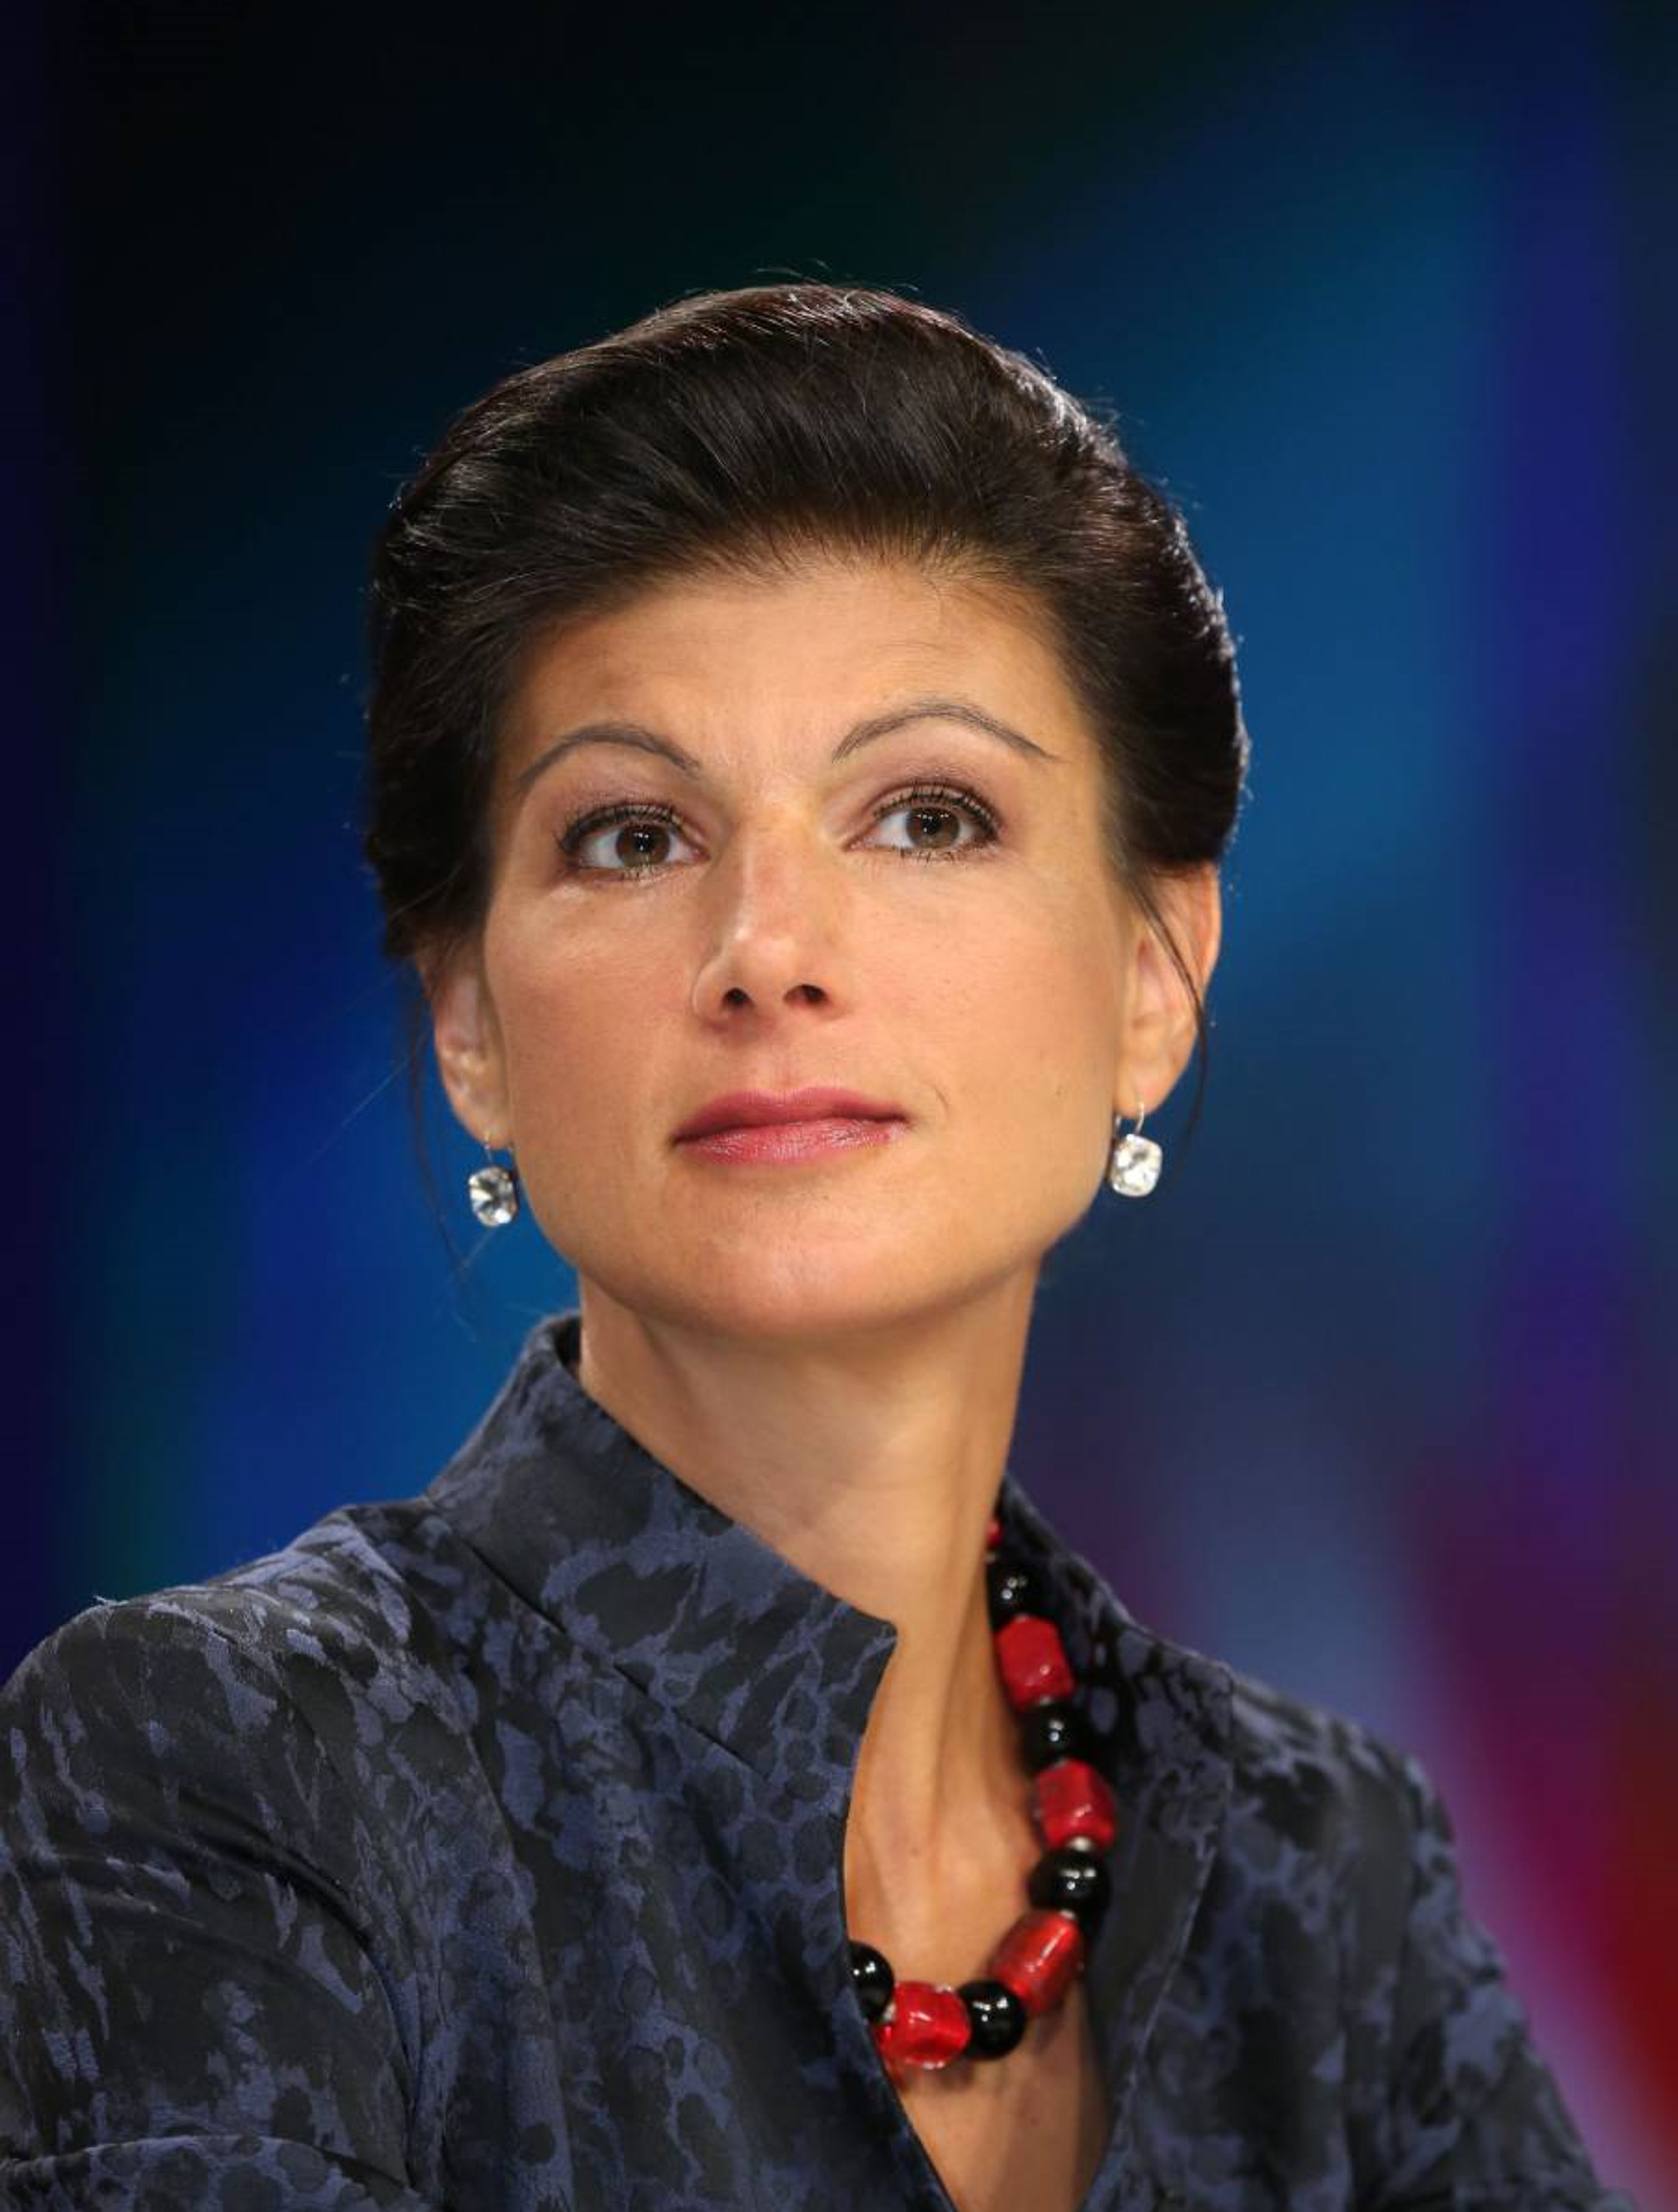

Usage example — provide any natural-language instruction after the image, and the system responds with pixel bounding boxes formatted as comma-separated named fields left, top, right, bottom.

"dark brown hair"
left=362, top=281, right=1250, bottom=1202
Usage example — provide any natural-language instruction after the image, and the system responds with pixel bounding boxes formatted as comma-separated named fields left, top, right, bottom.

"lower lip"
left=675, top=1115, right=907, bottom=1163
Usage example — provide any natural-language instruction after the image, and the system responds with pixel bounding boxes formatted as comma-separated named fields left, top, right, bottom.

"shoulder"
left=1194, top=1651, right=1451, bottom=1978
left=0, top=1521, right=461, bottom=2187
left=0, top=1501, right=471, bottom=1866
left=1221, top=1657, right=1426, bottom=1868
left=1100, top=1587, right=1432, bottom=1897
left=1189, top=1655, right=1625, bottom=2201
left=7, top=1504, right=388, bottom=1689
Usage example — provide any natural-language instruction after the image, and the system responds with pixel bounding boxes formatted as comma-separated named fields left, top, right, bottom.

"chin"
left=572, top=1236, right=1042, bottom=1355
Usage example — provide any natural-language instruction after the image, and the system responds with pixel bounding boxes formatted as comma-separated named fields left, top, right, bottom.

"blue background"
left=11, top=3, right=1675, bottom=2197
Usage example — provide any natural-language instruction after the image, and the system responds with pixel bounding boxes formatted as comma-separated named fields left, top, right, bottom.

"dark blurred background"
left=9, top=2, right=1675, bottom=2198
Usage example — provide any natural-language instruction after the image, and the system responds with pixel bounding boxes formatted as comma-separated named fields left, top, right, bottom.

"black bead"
left=848, top=1941, right=894, bottom=2023
left=957, top=1977, right=1028, bottom=2058
left=1027, top=1844, right=1112, bottom=1932
left=985, top=1556, right=1045, bottom=1630
left=1019, top=1700, right=1089, bottom=1772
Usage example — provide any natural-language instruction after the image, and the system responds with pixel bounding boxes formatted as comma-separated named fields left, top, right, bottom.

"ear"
left=1113, top=865, right=1223, bottom=1119
left=424, top=947, right=513, bottom=1149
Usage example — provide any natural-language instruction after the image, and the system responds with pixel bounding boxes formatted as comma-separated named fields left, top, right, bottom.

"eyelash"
left=554, top=782, right=1003, bottom=883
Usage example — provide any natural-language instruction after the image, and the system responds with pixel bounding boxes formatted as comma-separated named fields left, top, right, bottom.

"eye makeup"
left=552, top=776, right=1006, bottom=883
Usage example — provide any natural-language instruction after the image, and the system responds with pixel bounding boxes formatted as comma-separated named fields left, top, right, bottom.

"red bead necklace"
left=849, top=1508, right=1120, bottom=2074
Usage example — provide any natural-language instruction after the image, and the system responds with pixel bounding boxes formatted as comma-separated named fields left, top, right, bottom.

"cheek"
left=506, top=994, right=638, bottom=1135
left=483, top=917, right=638, bottom=1131
left=910, top=913, right=1116, bottom=1097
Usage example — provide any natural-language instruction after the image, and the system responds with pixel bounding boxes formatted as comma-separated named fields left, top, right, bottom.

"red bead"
left=1032, top=1756, right=1119, bottom=1852
left=986, top=1909, right=1085, bottom=2015
left=870, top=1980, right=972, bottom=2069
left=994, top=1614, right=1075, bottom=1710
left=985, top=1514, right=1002, bottom=1554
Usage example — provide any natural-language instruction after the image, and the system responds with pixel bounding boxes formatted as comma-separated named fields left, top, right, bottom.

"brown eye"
left=558, top=801, right=699, bottom=880
left=864, top=783, right=1000, bottom=862
left=610, top=822, right=674, bottom=867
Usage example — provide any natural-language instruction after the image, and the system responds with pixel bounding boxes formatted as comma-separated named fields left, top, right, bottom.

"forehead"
left=499, top=555, right=1092, bottom=773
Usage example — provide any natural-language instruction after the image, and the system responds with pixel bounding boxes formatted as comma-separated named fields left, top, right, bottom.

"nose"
left=689, top=811, right=842, bottom=1022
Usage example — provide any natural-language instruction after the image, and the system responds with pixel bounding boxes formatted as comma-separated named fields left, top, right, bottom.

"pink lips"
left=673, top=1086, right=907, bottom=1142
left=672, top=1087, right=908, bottom=1163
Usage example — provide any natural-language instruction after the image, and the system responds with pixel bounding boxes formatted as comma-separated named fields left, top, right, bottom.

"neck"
left=569, top=1273, right=1043, bottom=1953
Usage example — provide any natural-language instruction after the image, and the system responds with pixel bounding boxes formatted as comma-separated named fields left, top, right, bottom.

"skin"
left=427, top=550, right=1220, bottom=2195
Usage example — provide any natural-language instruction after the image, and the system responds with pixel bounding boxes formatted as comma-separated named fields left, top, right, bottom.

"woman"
left=0, top=284, right=1629, bottom=2212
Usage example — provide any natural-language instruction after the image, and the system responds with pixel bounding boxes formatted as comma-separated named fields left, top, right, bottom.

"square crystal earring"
left=468, top=1135, right=521, bottom=1226
left=1107, top=1102, right=1162, bottom=1199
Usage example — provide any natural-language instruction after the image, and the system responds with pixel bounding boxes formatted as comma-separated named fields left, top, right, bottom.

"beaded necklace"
left=848, top=1505, right=1120, bottom=2074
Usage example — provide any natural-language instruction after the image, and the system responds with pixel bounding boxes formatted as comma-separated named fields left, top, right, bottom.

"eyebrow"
left=511, top=693, right=1064, bottom=796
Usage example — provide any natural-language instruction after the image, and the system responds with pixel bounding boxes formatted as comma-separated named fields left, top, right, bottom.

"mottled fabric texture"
left=0, top=1309, right=1633, bottom=2211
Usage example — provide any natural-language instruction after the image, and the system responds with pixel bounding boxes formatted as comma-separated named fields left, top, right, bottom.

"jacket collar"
left=424, top=1308, right=1233, bottom=2132
left=424, top=1307, right=900, bottom=1805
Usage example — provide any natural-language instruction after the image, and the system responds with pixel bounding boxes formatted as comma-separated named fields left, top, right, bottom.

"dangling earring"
left=1107, top=1098, right=1162, bottom=1198
left=467, top=1132, right=520, bottom=1226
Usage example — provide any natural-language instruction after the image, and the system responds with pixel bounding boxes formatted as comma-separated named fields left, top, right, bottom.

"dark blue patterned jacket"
left=0, top=1310, right=1632, bottom=2209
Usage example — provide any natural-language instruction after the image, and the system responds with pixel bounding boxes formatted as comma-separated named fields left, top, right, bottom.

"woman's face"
left=431, top=553, right=1216, bottom=1342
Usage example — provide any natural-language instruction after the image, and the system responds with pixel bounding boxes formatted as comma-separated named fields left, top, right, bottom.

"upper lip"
left=673, top=1087, right=908, bottom=1141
